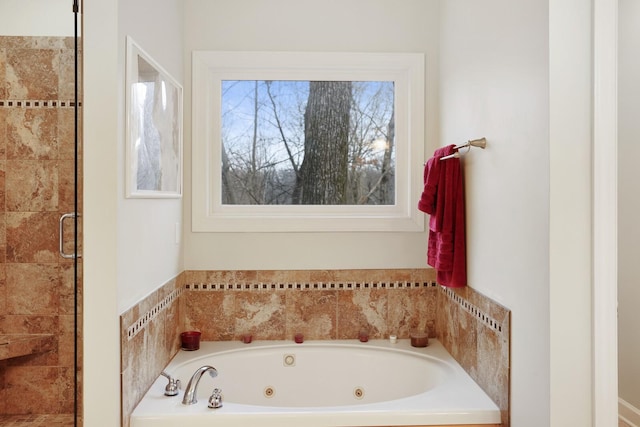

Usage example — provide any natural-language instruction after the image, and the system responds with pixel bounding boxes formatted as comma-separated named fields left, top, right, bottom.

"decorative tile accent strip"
left=126, top=287, right=184, bottom=341
left=185, top=280, right=437, bottom=291
left=0, top=99, right=81, bottom=108
left=440, top=286, right=503, bottom=333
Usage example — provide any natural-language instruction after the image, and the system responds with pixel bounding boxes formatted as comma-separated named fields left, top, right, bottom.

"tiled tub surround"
left=120, top=269, right=510, bottom=427
left=120, top=276, right=185, bottom=427
left=0, top=36, right=82, bottom=420
left=182, top=269, right=438, bottom=341
left=437, top=286, right=511, bottom=427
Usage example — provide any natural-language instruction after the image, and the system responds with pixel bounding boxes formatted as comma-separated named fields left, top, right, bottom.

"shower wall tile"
left=0, top=212, right=6, bottom=262
left=0, top=265, right=5, bottom=313
left=5, top=263, right=60, bottom=315
left=57, top=109, right=77, bottom=161
left=5, top=161, right=58, bottom=212
left=5, top=48, right=58, bottom=100
left=0, top=35, right=81, bottom=420
left=0, top=110, right=7, bottom=157
left=0, top=49, right=6, bottom=100
left=57, top=314, right=75, bottom=368
left=0, top=361, right=5, bottom=415
left=6, top=109, right=59, bottom=159
left=3, top=366, right=74, bottom=414
left=0, top=162, right=6, bottom=211
left=57, top=48, right=76, bottom=101
left=59, top=263, right=79, bottom=316
left=5, top=212, right=58, bottom=263
left=0, top=314, right=58, bottom=336
left=58, top=160, right=76, bottom=213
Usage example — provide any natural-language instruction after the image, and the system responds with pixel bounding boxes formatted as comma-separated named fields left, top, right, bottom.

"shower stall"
left=0, top=2, right=82, bottom=426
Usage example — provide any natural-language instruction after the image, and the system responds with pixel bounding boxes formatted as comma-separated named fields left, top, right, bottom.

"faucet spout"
left=182, top=365, right=218, bottom=405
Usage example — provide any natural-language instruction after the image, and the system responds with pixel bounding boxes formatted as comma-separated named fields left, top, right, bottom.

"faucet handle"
left=208, top=388, right=223, bottom=409
left=160, top=371, right=181, bottom=396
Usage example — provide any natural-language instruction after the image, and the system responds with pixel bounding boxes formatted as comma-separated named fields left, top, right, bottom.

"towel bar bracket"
left=439, top=137, right=487, bottom=161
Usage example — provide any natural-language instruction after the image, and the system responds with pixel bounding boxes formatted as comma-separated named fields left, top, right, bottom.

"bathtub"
left=131, top=339, right=501, bottom=427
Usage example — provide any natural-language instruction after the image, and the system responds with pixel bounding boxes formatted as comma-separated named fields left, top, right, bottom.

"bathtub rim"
left=131, top=338, right=501, bottom=427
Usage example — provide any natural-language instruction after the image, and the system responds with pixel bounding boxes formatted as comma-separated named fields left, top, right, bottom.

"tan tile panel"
left=3, top=366, right=74, bottom=414
left=0, top=35, right=81, bottom=423
left=6, top=109, right=59, bottom=160
left=5, top=48, right=58, bottom=100
left=0, top=110, right=8, bottom=158
left=6, top=263, right=60, bottom=316
left=285, top=289, right=337, bottom=340
left=6, top=212, right=59, bottom=263
left=436, top=286, right=510, bottom=427
left=336, top=288, right=388, bottom=339
left=0, top=414, right=76, bottom=426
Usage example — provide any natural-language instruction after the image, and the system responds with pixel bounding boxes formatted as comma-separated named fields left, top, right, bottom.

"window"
left=192, top=51, right=425, bottom=232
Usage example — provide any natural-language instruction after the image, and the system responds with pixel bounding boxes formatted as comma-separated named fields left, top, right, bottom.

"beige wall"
left=116, top=0, right=185, bottom=313
left=439, top=1, right=552, bottom=426
left=182, top=0, right=439, bottom=271
left=0, top=0, right=72, bottom=37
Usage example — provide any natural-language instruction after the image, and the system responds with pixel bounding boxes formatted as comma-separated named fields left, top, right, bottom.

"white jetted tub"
left=131, top=339, right=501, bottom=427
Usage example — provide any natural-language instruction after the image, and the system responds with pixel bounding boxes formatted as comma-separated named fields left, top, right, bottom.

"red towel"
left=418, top=145, right=466, bottom=287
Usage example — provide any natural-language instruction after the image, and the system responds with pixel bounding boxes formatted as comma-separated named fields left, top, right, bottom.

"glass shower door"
left=0, top=1, right=82, bottom=426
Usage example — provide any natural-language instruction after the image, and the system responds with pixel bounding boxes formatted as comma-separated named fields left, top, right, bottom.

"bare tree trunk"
left=249, top=80, right=260, bottom=201
left=299, top=81, right=352, bottom=204
left=379, top=107, right=394, bottom=203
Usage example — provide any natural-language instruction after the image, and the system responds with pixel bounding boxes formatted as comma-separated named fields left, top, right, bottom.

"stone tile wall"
left=120, top=268, right=511, bottom=427
left=0, top=36, right=81, bottom=419
left=120, top=276, right=184, bottom=427
left=183, top=269, right=437, bottom=341
left=436, top=286, right=511, bottom=427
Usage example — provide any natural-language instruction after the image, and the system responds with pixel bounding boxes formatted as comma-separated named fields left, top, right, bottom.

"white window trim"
left=191, top=51, right=425, bottom=232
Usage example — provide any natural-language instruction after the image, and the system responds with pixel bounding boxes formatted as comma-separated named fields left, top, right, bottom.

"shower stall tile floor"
left=0, top=414, right=76, bottom=426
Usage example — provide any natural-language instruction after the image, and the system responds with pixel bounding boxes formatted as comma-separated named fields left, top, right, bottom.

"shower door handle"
left=59, top=212, right=81, bottom=259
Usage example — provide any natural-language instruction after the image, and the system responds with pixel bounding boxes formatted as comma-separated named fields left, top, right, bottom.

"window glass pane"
left=221, top=80, right=395, bottom=205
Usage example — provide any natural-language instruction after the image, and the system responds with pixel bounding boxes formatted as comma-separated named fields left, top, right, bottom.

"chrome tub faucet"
left=182, top=365, right=218, bottom=405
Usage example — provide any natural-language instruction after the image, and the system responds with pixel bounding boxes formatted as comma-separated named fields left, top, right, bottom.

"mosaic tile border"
left=126, top=287, right=184, bottom=341
left=125, top=279, right=505, bottom=341
left=440, top=286, right=503, bottom=333
left=185, top=280, right=437, bottom=291
left=0, top=99, right=81, bottom=108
